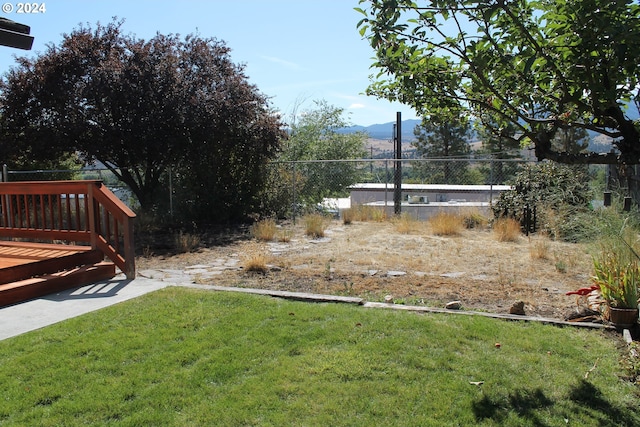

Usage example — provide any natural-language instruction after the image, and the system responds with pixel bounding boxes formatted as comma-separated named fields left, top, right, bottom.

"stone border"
left=176, top=283, right=614, bottom=331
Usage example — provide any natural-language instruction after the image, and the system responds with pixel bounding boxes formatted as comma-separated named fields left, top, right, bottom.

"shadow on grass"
left=472, top=388, right=552, bottom=426
left=567, top=379, right=640, bottom=426
left=472, top=380, right=639, bottom=426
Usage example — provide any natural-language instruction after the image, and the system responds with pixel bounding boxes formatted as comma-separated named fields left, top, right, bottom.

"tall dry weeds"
left=493, top=218, right=521, bottom=242
left=429, top=212, right=464, bottom=236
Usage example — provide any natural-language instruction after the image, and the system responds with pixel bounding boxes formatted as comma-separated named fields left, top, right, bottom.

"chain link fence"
left=3, top=159, right=611, bottom=221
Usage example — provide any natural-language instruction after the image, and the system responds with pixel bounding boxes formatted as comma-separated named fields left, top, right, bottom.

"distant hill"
left=338, top=119, right=421, bottom=141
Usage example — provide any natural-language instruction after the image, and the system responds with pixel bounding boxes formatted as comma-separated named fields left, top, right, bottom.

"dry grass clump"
left=493, top=218, right=521, bottom=242
left=461, top=209, right=488, bottom=229
left=342, top=208, right=355, bottom=225
left=304, top=213, right=329, bottom=238
left=251, top=218, right=277, bottom=241
left=174, top=231, right=201, bottom=253
left=393, top=213, right=420, bottom=234
left=347, top=204, right=388, bottom=222
left=529, top=234, right=551, bottom=260
left=429, top=212, right=464, bottom=236
left=242, top=243, right=270, bottom=273
left=277, top=228, right=293, bottom=242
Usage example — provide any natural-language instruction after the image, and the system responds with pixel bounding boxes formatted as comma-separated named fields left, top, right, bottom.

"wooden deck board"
left=0, top=242, right=91, bottom=269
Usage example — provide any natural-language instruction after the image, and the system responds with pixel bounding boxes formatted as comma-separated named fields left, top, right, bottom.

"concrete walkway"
left=0, top=275, right=170, bottom=341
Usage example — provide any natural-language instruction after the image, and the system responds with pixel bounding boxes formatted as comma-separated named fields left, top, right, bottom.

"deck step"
left=0, top=247, right=104, bottom=285
left=0, top=262, right=116, bottom=307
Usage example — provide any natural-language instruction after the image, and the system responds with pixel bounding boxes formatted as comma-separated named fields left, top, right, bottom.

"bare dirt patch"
left=137, top=220, right=595, bottom=320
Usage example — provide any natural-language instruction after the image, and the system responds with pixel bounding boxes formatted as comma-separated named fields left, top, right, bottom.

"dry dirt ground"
left=137, top=219, right=598, bottom=321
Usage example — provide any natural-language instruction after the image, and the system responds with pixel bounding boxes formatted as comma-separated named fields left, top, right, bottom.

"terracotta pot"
left=608, top=306, right=639, bottom=328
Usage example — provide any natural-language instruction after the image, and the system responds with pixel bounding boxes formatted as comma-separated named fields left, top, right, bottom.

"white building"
left=328, top=183, right=512, bottom=220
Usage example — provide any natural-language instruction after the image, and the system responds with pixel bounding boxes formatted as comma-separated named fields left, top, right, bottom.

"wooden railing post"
left=87, top=182, right=98, bottom=250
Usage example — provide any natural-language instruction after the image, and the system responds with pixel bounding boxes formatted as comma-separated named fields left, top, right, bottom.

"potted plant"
left=592, top=249, right=639, bottom=327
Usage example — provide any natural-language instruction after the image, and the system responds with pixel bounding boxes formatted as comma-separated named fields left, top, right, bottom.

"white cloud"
left=348, top=103, right=366, bottom=109
left=260, top=55, right=302, bottom=70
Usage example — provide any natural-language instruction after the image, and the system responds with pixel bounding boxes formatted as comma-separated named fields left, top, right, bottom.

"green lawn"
left=0, top=287, right=637, bottom=426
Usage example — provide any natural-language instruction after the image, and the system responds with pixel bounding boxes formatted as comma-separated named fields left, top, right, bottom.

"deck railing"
left=0, top=180, right=136, bottom=279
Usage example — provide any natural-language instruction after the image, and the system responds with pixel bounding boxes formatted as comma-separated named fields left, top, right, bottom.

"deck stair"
left=0, top=241, right=116, bottom=306
left=0, top=181, right=135, bottom=307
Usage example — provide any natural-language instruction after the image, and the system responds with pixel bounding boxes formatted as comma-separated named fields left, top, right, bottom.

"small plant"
left=394, top=213, right=418, bottom=234
left=324, top=258, right=335, bottom=278
left=529, top=235, right=550, bottom=260
left=342, top=208, right=355, bottom=225
left=243, top=243, right=270, bottom=273
left=621, top=341, right=640, bottom=384
left=493, top=218, right=521, bottom=242
left=251, top=218, right=277, bottom=241
left=592, top=250, right=639, bottom=309
left=304, top=213, right=328, bottom=238
left=461, top=209, right=488, bottom=229
left=174, top=231, right=201, bottom=253
left=429, top=212, right=463, bottom=236
left=555, top=259, right=567, bottom=273
left=277, top=228, right=293, bottom=242
left=142, top=245, right=153, bottom=258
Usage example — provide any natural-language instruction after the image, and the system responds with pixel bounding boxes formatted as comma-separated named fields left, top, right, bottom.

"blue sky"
left=0, top=0, right=418, bottom=126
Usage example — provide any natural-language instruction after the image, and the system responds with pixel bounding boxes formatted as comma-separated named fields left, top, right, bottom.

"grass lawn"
left=0, top=287, right=637, bottom=426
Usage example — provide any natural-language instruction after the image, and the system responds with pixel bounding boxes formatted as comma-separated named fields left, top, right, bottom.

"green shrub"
left=492, top=162, right=593, bottom=241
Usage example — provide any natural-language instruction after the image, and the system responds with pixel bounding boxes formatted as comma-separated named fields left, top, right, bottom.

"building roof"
left=349, top=183, right=512, bottom=191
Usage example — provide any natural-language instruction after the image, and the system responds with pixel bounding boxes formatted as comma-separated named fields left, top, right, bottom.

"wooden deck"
left=0, top=241, right=91, bottom=269
left=0, top=180, right=135, bottom=307
left=0, top=241, right=116, bottom=307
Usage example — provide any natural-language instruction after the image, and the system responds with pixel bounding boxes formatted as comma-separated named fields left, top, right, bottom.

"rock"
left=386, top=271, right=406, bottom=277
left=384, top=295, right=394, bottom=304
left=440, top=272, right=466, bottom=278
left=509, top=301, right=526, bottom=315
left=445, top=301, right=462, bottom=310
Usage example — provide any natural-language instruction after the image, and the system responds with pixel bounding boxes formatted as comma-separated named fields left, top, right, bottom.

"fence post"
left=393, top=112, right=402, bottom=216
left=168, top=167, right=174, bottom=218
left=292, top=161, right=297, bottom=224
left=2, top=164, right=7, bottom=182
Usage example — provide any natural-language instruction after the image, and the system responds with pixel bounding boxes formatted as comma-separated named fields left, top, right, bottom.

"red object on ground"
left=565, top=285, right=599, bottom=296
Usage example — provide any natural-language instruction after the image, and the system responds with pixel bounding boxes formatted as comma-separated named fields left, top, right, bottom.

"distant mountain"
left=338, top=119, right=421, bottom=141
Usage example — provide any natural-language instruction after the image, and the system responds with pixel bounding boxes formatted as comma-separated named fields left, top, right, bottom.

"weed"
left=555, top=259, right=567, bottom=273
left=621, top=342, right=640, bottom=384
left=340, top=281, right=354, bottom=295
left=493, top=217, right=521, bottom=242
left=394, top=212, right=419, bottom=234
left=174, top=231, right=201, bottom=253
left=350, top=204, right=387, bottom=222
left=277, top=228, right=293, bottom=242
left=304, top=213, right=328, bottom=238
left=324, top=258, right=334, bottom=278
left=251, top=218, right=277, bottom=241
left=429, top=212, right=464, bottom=236
left=342, top=208, right=355, bottom=225
left=461, top=209, right=488, bottom=229
left=529, top=235, right=551, bottom=260
left=243, top=243, right=270, bottom=273
left=142, top=245, right=153, bottom=258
